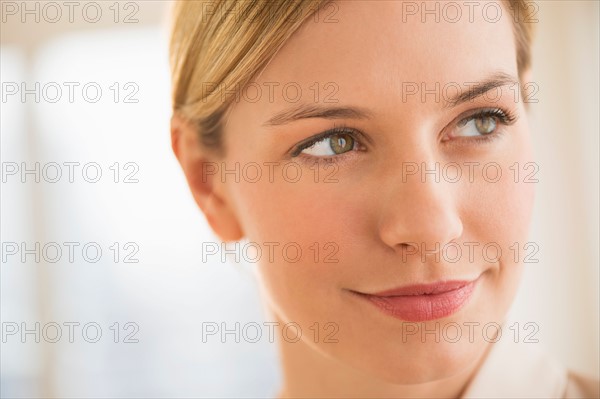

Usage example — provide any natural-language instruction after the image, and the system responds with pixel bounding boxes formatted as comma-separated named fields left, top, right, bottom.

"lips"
left=371, top=280, right=474, bottom=296
left=353, top=278, right=480, bottom=322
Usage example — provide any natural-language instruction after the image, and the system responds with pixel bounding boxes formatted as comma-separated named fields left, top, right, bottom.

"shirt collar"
left=460, top=325, right=568, bottom=398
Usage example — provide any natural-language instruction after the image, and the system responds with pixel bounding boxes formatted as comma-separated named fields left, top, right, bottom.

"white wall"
left=509, top=0, right=599, bottom=377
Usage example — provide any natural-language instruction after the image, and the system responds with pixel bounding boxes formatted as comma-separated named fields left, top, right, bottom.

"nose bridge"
left=378, top=158, right=464, bottom=254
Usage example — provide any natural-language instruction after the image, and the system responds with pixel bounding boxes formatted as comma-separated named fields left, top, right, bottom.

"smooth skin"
left=172, top=1, right=535, bottom=397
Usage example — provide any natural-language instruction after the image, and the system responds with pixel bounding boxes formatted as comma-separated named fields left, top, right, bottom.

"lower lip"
left=355, top=279, right=479, bottom=322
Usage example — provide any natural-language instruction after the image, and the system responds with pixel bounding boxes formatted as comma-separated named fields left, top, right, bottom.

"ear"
left=171, top=113, right=244, bottom=242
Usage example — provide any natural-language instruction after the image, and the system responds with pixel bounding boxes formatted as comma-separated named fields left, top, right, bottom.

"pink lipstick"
left=354, top=278, right=479, bottom=322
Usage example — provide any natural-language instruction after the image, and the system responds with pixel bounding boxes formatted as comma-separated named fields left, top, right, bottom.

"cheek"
left=232, top=175, right=355, bottom=303
left=473, top=126, right=535, bottom=246
left=460, top=126, right=535, bottom=311
left=463, top=164, right=535, bottom=249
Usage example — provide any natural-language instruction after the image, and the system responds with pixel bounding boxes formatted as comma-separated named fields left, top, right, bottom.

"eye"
left=456, top=114, right=497, bottom=137
left=295, top=130, right=361, bottom=157
left=302, top=133, right=355, bottom=156
left=447, top=108, right=517, bottom=141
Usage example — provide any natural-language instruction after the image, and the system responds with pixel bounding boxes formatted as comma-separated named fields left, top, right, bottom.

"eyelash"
left=447, top=107, right=518, bottom=145
left=290, top=125, right=363, bottom=162
left=290, top=107, right=518, bottom=163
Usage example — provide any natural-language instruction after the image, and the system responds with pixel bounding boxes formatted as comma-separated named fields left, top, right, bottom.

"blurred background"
left=1, top=1, right=598, bottom=397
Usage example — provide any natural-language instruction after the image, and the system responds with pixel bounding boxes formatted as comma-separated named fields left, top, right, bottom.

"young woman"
left=168, top=1, right=599, bottom=397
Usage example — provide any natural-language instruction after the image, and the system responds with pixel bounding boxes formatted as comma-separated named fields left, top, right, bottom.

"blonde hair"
left=169, top=0, right=536, bottom=153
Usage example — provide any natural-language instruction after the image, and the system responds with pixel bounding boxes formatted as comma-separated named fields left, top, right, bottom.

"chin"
left=315, top=318, right=490, bottom=386
left=372, top=339, right=485, bottom=385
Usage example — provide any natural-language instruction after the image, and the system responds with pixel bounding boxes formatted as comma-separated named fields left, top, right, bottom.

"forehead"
left=254, top=0, right=518, bottom=97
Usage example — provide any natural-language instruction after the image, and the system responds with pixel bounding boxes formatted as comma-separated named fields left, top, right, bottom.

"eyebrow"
left=444, top=72, right=519, bottom=108
left=262, top=72, right=519, bottom=126
left=263, top=104, right=373, bottom=126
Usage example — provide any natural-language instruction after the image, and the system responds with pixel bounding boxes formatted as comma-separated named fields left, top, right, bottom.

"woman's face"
left=210, top=0, right=534, bottom=384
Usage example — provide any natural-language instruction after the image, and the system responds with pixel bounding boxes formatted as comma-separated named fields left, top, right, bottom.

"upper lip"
left=360, top=279, right=477, bottom=297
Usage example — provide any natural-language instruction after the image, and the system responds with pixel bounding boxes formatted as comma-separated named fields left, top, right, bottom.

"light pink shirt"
left=460, top=330, right=599, bottom=398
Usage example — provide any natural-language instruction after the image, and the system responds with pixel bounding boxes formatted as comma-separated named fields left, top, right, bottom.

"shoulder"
left=564, top=370, right=600, bottom=399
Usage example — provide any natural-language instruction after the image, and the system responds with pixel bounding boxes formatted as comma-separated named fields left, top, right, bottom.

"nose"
left=377, top=162, right=464, bottom=257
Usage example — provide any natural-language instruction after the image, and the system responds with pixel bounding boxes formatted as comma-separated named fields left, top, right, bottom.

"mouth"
left=350, top=276, right=481, bottom=322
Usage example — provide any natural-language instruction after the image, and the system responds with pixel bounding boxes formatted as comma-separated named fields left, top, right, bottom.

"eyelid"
left=456, top=107, right=517, bottom=126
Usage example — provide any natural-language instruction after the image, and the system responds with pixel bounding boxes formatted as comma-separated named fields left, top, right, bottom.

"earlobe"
left=203, top=193, right=245, bottom=242
left=170, top=113, right=244, bottom=242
